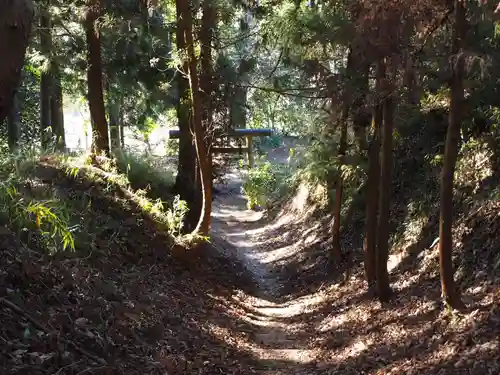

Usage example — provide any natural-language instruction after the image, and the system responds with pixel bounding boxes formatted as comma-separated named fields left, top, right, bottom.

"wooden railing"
left=168, top=128, right=273, bottom=167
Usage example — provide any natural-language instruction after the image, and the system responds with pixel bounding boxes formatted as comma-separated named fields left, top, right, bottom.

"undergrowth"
left=0, top=144, right=75, bottom=252
left=83, top=150, right=192, bottom=242
left=0, top=143, right=191, bottom=253
left=114, top=149, right=175, bottom=195
left=242, top=152, right=297, bottom=210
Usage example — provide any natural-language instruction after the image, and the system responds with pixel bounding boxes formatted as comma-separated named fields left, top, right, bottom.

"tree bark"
left=119, top=107, right=125, bottom=148
left=0, top=0, right=34, bottom=124
left=180, top=0, right=212, bottom=236
left=404, top=55, right=419, bottom=106
left=40, top=5, right=52, bottom=147
left=175, top=0, right=200, bottom=233
left=439, top=0, right=466, bottom=310
left=363, top=63, right=383, bottom=292
left=50, top=70, right=65, bottom=150
left=108, top=99, right=121, bottom=152
left=84, top=0, right=110, bottom=156
left=7, top=87, right=21, bottom=151
left=200, top=0, right=215, bottom=201
left=375, top=59, right=393, bottom=303
left=106, top=80, right=121, bottom=152
left=331, top=47, right=352, bottom=262
left=352, top=61, right=370, bottom=152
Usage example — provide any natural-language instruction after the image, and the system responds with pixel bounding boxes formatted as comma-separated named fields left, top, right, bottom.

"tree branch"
left=237, top=83, right=328, bottom=99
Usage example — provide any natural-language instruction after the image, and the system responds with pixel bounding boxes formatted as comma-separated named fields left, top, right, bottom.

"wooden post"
left=247, top=135, right=254, bottom=168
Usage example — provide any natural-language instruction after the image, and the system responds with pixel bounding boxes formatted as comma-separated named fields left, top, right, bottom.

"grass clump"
left=114, top=149, right=175, bottom=198
left=0, top=144, right=76, bottom=252
left=73, top=150, right=191, bottom=243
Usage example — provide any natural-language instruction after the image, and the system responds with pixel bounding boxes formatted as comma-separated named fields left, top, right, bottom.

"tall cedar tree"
left=175, top=0, right=200, bottom=232
left=363, top=62, right=383, bottom=291
left=178, top=0, right=213, bottom=236
left=376, top=58, right=394, bottom=302
left=0, top=0, right=33, bottom=123
left=200, top=0, right=215, bottom=192
left=7, top=88, right=21, bottom=151
left=331, top=47, right=353, bottom=261
left=107, top=79, right=121, bottom=152
left=438, top=0, right=466, bottom=309
left=40, top=3, right=52, bottom=147
left=51, top=71, right=65, bottom=150
left=84, top=0, right=110, bottom=156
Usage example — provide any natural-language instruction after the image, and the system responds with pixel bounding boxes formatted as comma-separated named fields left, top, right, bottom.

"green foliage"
left=166, top=195, right=189, bottom=237
left=164, top=139, right=179, bottom=157
left=455, top=137, right=494, bottom=194
left=114, top=150, right=175, bottom=194
left=242, top=158, right=295, bottom=210
left=243, top=161, right=276, bottom=209
left=0, top=145, right=75, bottom=252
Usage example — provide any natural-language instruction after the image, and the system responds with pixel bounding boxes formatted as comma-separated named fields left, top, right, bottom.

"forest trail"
left=211, top=168, right=321, bottom=374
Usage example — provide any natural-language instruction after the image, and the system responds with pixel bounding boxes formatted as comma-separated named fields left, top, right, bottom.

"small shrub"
left=114, top=150, right=175, bottom=197
left=164, top=139, right=179, bottom=157
left=166, top=195, right=189, bottom=237
left=0, top=145, right=75, bottom=252
left=242, top=159, right=294, bottom=210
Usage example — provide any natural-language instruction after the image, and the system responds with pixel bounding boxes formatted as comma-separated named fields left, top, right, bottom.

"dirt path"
left=211, top=169, right=321, bottom=374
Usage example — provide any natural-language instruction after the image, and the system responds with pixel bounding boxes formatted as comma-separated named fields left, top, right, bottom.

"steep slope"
left=0, top=158, right=263, bottom=374
left=231, top=123, right=500, bottom=374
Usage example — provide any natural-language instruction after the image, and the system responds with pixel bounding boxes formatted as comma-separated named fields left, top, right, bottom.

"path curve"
left=211, top=168, right=320, bottom=374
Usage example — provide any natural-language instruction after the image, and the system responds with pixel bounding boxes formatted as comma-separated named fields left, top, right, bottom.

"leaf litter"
left=0, top=158, right=499, bottom=375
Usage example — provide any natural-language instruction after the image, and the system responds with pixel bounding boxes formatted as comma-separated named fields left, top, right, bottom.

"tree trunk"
left=180, top=0, right=212, bottom=236
left=331, top=48, right=352, bottom=262
left=200, top=0, right=215, bottom=202
left=352, top=61, right=370, bottom=152
left=7, top=87, right=21, bottom=151
left=119, top=106, right=125, bottom=148
left=108, top=100, right=121, bottom=152
left=84, top=0, right=110, bottom=156
left=363, top=63, right=383, bottom=293
left=106, top=80, right=121, bottom=152
left=50, top=70, right=65, bottom=150
left=0, top=0, right=33, bottom=124
left=39, top=3, right=52, bottom=147
left=404, top=55, right=419, bottom=106
left=375, top=59, right=393, bottom=303
left=439, top=0, right=466, bottom=310
left=175, top=0, right=200, bottom=233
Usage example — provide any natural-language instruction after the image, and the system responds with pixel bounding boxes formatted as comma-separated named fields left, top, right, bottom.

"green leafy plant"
left=166, top=195, right=189, bottom=237
left=0, top=183, right=75, bottom=252
left=114, top=150, right=175, bottom=196
left=242, top=161, right=292, bottom=210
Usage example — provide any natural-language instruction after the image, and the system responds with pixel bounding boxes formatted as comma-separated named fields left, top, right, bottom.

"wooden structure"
left=168, top=128, right=272, bottom=167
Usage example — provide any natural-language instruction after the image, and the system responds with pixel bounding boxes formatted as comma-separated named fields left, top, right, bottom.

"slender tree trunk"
left=363, top=63, right=383, bottom=293
left=106, top=80, right=121, bottom=152
left=7, top=87, right=21, bottom=151
left=84, top=0, right=110, bottom=156
left=352, top=61, right=370, bottom=152
left=50, top=70, right=65, bottom=150
left=40, top=4, right=52, bottom=147
left=404, top=55, right=419, bottom=106
left=331, top=48, right=352, bottom=262
left=375, top=59, right=393, bottom=303
left=175, top=0, right=200, bottom=232
left=200, top=0, right=215, bottom=201
left=439, top=0, right=466, bottom=310
left=119, top=106, right=125, bottom=148
left=180, top=0, right=212, bottom=236
left=108, top=100, right=121, bottom=152
left=0, top=0, right=33, bottom=123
